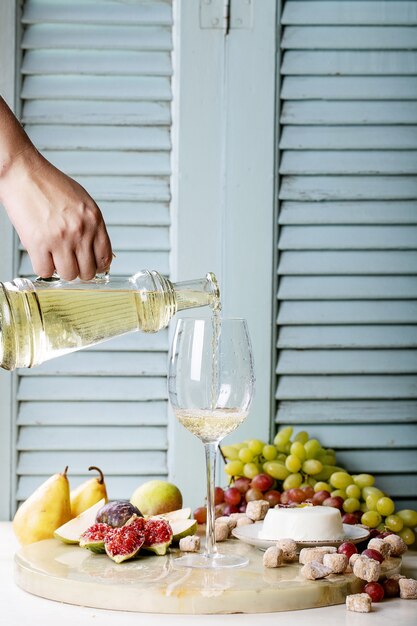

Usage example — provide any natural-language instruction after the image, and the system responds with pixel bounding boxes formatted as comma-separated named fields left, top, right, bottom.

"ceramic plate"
left=232, top=523, right=370, bottom=551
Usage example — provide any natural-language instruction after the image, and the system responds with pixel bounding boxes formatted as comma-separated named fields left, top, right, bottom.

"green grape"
left=277, top=426, right=293, bottom=442
left=397, top=509, right=417, bottom=528
left=331, top=489, right=347, bottom=500
left=273, top=434, right=288, bottom=452
left=283, top=472, right=303, bottom=490
left=238, top=447, right=255, bottom=463
left=290, top=441, right=306, bottom=461
left=353, top=473, right=375, bottom=489
left=247, top=439, right=265, bottom=455
left=263, top=461, right=290, bottom=481
left=376, top=496, right=395, bottom=517
left=385, top=514, right=404, bottom=532
left=343, top=497, right=361, bottom=513
left=312, top=465, right=334, bottom=481
left=314, top=481, right=331, bottom=493
left=360, top=502, right=369, bottom=513
left=277, top=453, right=288, bottom=463
left=243, top=462, right=261, bottom=479
left=294, top=430, right=309, bottom=444
left=262, top=444, right=278, bottom=461
left=362, top=486, right=384, bottom=501
left=304, top=439, right=321, bottom=459
left=366, top=494, right=380, bottom=511
left=316, top=448, right=326, bottom=460
left=231, top=442, right=246, bottom=451
left=330, top=471, right=353, bottom=489
left=377, top=523, right=386, bottom=532
left=221, top=445, right=239, bottom=460
left=307, top=477, right=317, bottom=487
left=361, top=511, right=382, bottom=528
left=322, top=454, right=336, bottom=466
left=345, top=484, right=361, bottom=499
left=399, top=527, right=416, bottom=546
left=284, top=442, right=292, bottom=454
left=224, top=460, right=244, bottom=476
left=302, top=459, right=323, bottom=476
left=285, top=454, right=302, bottom=473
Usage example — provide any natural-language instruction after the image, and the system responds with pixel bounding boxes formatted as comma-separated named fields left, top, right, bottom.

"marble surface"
left=2, top=522, right=417, bottom=625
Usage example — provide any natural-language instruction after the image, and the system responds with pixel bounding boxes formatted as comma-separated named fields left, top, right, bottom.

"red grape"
left=245, top=487, right=264, bottom=502
left=337, top=542, right=358, bottom=560
left=280, top=491, right=290, bottom=505
left=224, top=487, right=242, bottom=506
left=362, top=548, right=384, bottom=563
left=215, top=486, right=225, bottom=505
left=312, top=490, right=331, bottom=505
left=364, top=582, right=385, bottom=602
left=238, top=502, right=247, bottom=513
left=222, top=504, right=239, bottom=516
left=378, top=531, right=394, bottom=539
left=322, top=496, right=344, bottom=511
left=193, top=506, right=207, bottom=524
left=382, top=578, right=400, bottom=598
left=342, top=513, right=358, bottom=525
left=287, top=488, right=306, bottom=504
left=301, top=486, right=315, bottom=499
left=233, top=477, right=252, bottom=494
left=215, top=503, right=226, bottom=517
left=251, top=473, right=274, bottom=492
left=264, top=490, right=281, bottom=507
left=368, top=529, right=381, bottom=540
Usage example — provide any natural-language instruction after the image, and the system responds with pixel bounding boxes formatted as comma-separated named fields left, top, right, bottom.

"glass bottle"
left=0, top=270, right=220, bottom=370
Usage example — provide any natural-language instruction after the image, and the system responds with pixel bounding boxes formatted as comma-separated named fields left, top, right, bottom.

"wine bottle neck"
left=172, top=273, right=221, bottom=313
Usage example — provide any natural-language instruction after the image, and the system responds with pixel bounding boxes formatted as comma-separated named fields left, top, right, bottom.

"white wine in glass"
left=168, top=317, right=255, bottom=568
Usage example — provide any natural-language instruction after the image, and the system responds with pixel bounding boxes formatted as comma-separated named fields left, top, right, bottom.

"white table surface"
left=1, top=522, right=416, bottom=626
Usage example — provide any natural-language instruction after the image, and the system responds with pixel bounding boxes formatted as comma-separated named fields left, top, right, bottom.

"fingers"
left=75, top=239, right=97, bottom=281
left=51, top=250, right=80, bottom=282
left=93, top=222, right=113, bottom=273
left=30, top=249, right=55, bottom=279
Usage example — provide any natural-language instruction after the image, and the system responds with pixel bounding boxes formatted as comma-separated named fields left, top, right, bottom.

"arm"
left=0, top=97, right=112, bottom=281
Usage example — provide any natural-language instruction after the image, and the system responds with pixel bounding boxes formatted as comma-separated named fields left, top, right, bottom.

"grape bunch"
left=195, top=426, right=417, bottom=545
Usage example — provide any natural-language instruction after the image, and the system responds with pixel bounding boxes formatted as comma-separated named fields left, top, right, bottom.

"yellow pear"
left=13, top=466, right=72, bottom=545
left=70, top=466, right=108, bottom=517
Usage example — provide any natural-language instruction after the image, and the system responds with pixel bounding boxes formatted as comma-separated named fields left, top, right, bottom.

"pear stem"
left=62, top=466, right=69, bottom=477
left=88, top=466, right=104, bottom=484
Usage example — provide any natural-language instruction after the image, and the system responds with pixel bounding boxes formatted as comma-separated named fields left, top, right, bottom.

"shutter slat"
left=18, top=377, right=167, bottom=401
left=278, top=251, right=417, bottom=274
left=278, top=326, right=417, bottom=349
left=335, top=450, right=417, bottom=473
left=278, top=276, right=417, bottom=300
left=280, top=126, right=417, bottom=150
left=18, top=401, right=168, bottom=425
left=74, top=176, right=170, bottom=202
left=279, top=201, right=417, bottom=225
left=279, top=226, right=417, bottom=250
left=282, top=26, right=417, bottom=50
left=282, top=51, right=417, bottom=75
left=22, top=24, right=172, bottom=50
left=278, top=301, right=417, bottom=325
left=99, top=202, right=170, bottom=226
left=276, top=400, right=417, bottom=423
left=17, top=450, right=166, bottom=474
left=26, top=125, right=171, bottom=150
left=277, top=350, right=417, bottom=375
left=42, top=150, right=170, bottom=176
left=282, top=2, right=417, bottom=26
left=280, top=176, right=417, bottom=200
left=281, top=101, right=417, bottom=125
left=281, top=76, right=417, bottom=100
left=276, top=376, right=417, bottom=399
left=280, top=151, right=417, bottom=175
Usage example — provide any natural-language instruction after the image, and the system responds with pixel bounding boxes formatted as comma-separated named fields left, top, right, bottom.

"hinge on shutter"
left=200, top=0, right=252, bottom=33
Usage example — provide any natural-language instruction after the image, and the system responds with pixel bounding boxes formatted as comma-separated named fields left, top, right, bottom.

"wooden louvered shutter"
left=15, top=0, right=172, bottom=504
left=276, top=1, right=417, bottom=509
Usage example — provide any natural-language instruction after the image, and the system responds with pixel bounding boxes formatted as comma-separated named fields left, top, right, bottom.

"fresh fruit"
left=376, top=496, right=395, bottom=517
left=169, top=518, right=198, bottom=542
left=262, top=444, right=278, bottom=460
left=140, top=518, right=173, bottom=555
left=224, top=487, right=241, bottom=506
left=353, top=474, right=375, bottom=488
left=105, top=523, right=145, bottom=563
left=251, top=473, right=274, bottom=492
left=263, top=462, right=289, bottom=480
left=361, top=548, right=384, bottom=563
left=263, top=490, right=281, bottom=507
left=384, top=514, right=404, bottom=532
left=342, top=513, right=358, bottom=525
left=343, top=497, right=361, bottom=514
left=399, top=527, right=416, bottom=545
left=214, top=487, right=225, bottom=505
left=364, top=582, right=385, bottom=602
left=70, top=466, right=108, bottom=517
left=345, top=484, right=361, bottom=499
left=96, top=500, right=142, bottom=528
left=80, top=522, right=114, bottom=553
left=154, top=507, right=191, bottom=521
left=397, top=509, right=417, bottom=528
left=361, top=510, right=382, bottom=528
left=382, top=578, right=400, bottom=598
left=302, top=460, right=323, bottom=476
left=304, top=439, right=321, bottom=459
left=337, top=542, right=357, bottom=559
left=287, top=488, right=305, bottom=504
left=225, top=460, right=244, bottom=476
left=233, top=477, right=252, bottom=493
left=322, top=496, right=344, bottom=511
left=223, top=504, right=239, bottom=515
left=13, top=466, right=72, bottom=545
left=243, top=462, right=260, bottom=479
left=285, top=454, right=302, bottom=473
left=312, top=490, right=331, bottom=505
left=193, top=507, right=207, bottom=524
left=290, top=441, right=306, bottom=461
left=245, top=487, right=264, bottom=502
left=130, top=480, right=182, bottom=516
left=54, top=498, right=106, bottom=544
left=330, top=472, right=353, bottom=489
left=301, top=485, right=315, bottom=499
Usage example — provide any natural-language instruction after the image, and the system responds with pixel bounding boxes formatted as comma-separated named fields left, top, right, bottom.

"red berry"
left=362, top=548, right=384, bottom=563
left=214, top=487, right=225, bottom=505
left=215, top=503, right=226, bottom=517
left=264, top=490, right=281, bottom=507
left=368, top=529, right=381, bottom=540
left=287, top=488, right=306, bottom=504
left=224, top=487, right=242, bottom=506
left=193, top=506, right=207, bottom=524
left=251, top=473, right=274, bottom=492
left=280, top=491, right=291, bottom=505
left=322, top=496, right=344, bottom=511
left=364, top=582, right=385, bottom=602
left=342, top=513, right=358, bottom=525
left=222, top=503, right=239, bottom=516
left=378, top=531, right=394, bottom=539
left=245, top=487, right=264, bottom=502
left=301, top=486, right=315, bottom=499
left=312, top=490, right=331, bottom=505
left=233, top=477, right=252, bottom=494
left=382, top=578, right=400, bottom=598
left=337, top=542, right=358, bottom=560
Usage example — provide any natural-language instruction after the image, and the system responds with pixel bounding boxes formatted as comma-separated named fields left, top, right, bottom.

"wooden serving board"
left=14, top=539, right=401, bottom=614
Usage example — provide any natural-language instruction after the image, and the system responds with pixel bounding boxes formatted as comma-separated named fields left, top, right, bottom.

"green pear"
left=130, top=480, right=183, bottom=516
left=13, top=467, right=72, bottom=545
left=169, top=518, right=198, bottom=542
left=70, top=466, right=108, bottom=517
left=54, top=498, right=106, bottom=544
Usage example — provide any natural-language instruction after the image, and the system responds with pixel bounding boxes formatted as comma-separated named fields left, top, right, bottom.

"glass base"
left=173, top=552, right=249, bottom=569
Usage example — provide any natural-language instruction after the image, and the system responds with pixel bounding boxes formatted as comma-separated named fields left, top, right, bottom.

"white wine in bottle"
left=0, top=270, right=220, bottom=370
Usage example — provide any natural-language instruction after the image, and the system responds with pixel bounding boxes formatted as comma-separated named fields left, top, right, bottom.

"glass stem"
left=204, top=441, right=219, bottom=557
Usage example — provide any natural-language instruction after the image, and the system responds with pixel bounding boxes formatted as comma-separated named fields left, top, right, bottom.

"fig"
left=79, top=522, right=114, bottom=553
left=105, top=524, right=145, bottom=564
left=129, top=517, right=173, bottom=556
left=96, top=499, right=142, bottom=528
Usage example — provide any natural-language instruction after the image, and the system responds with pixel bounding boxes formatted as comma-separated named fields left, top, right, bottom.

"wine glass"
left=168, top=316, right=255, bottom=568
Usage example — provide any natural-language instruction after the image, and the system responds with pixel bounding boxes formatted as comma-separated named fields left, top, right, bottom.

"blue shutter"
left=15, top=0, right=172, bottom=504
left=277, top=1, right=417, bottom=509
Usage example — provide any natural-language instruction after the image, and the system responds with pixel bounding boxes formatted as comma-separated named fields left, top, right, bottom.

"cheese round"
left=259, top=506, right=344, bottom=541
